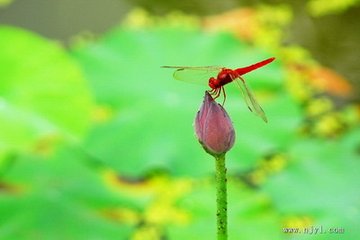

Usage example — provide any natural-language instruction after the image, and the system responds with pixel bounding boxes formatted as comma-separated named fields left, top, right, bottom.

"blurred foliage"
left=1, top=4, right=360, bottom=240
left=308, top=0, right=360, bottom=16
left=0, top=26, right=93, bottom=158
left=0, top=0, right=12, bottom=8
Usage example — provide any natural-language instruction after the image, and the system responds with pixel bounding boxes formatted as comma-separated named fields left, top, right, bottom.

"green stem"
left=215, top=154, right=227, bottom=240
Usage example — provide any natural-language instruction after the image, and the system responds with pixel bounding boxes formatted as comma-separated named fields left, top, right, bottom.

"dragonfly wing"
left=233, top=76, right=268, bottom=123
left=162, top=66, right=222, bottom=86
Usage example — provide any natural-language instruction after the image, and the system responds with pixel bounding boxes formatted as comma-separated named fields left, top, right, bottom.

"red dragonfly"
left=162, top=57, right=275, bottom=123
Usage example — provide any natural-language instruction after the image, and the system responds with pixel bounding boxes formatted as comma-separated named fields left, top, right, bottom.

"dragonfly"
left=162, top=57, right=275, bottom=123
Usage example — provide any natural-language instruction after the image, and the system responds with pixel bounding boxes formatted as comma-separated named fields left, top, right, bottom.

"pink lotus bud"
left=195, top=91, right=235, bottom=156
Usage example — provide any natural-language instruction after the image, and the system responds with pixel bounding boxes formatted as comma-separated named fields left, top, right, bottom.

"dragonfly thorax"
left=208, top=68, right=234, bottom=89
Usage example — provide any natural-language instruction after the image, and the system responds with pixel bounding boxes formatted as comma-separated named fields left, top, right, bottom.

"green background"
left=0, top=1, right=359, bottom=239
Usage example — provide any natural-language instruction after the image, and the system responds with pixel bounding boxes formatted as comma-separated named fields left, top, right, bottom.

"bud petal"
left=195, top=91, right=235, bottom=156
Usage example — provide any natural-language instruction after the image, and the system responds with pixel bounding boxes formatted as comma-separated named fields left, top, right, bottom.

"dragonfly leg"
left=208, top=88, right=224, bottom=102
left=213, top=88, right=221, bottom=100
left=208, top=88, right=216, bottom=94
left=221, top=86, right=226, bottom=106
left=208, top=88, right=219, bottom=99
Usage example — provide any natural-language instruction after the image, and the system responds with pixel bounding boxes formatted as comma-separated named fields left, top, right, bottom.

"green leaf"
left=308, top=0, right=360, bottom=16
left=0, top=147, right=137, bottom=239
left=168, top=180, right=283, bottom=240
left=226, top=92, right=301, bottom=171
left=0, top=26, right=93, bottom=157
left=0, top=193, right=133, bottom=240
left=0, top=0, right=12, bottom=8
left=263, top=128, right=360, bottom=239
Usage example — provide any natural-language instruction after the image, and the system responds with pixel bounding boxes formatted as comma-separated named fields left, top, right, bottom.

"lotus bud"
left=195, top=91, right=235, bottom=156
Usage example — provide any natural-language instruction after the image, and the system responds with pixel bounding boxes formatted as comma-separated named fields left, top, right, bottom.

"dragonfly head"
left=208, top=77, right=218, bottom=89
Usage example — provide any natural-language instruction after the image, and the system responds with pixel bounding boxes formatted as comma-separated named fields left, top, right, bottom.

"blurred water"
left=0, top=0, right=131, bottom=40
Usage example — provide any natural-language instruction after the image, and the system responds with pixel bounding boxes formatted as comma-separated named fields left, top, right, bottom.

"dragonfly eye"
left=209, top=77, right=217, bottom=89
